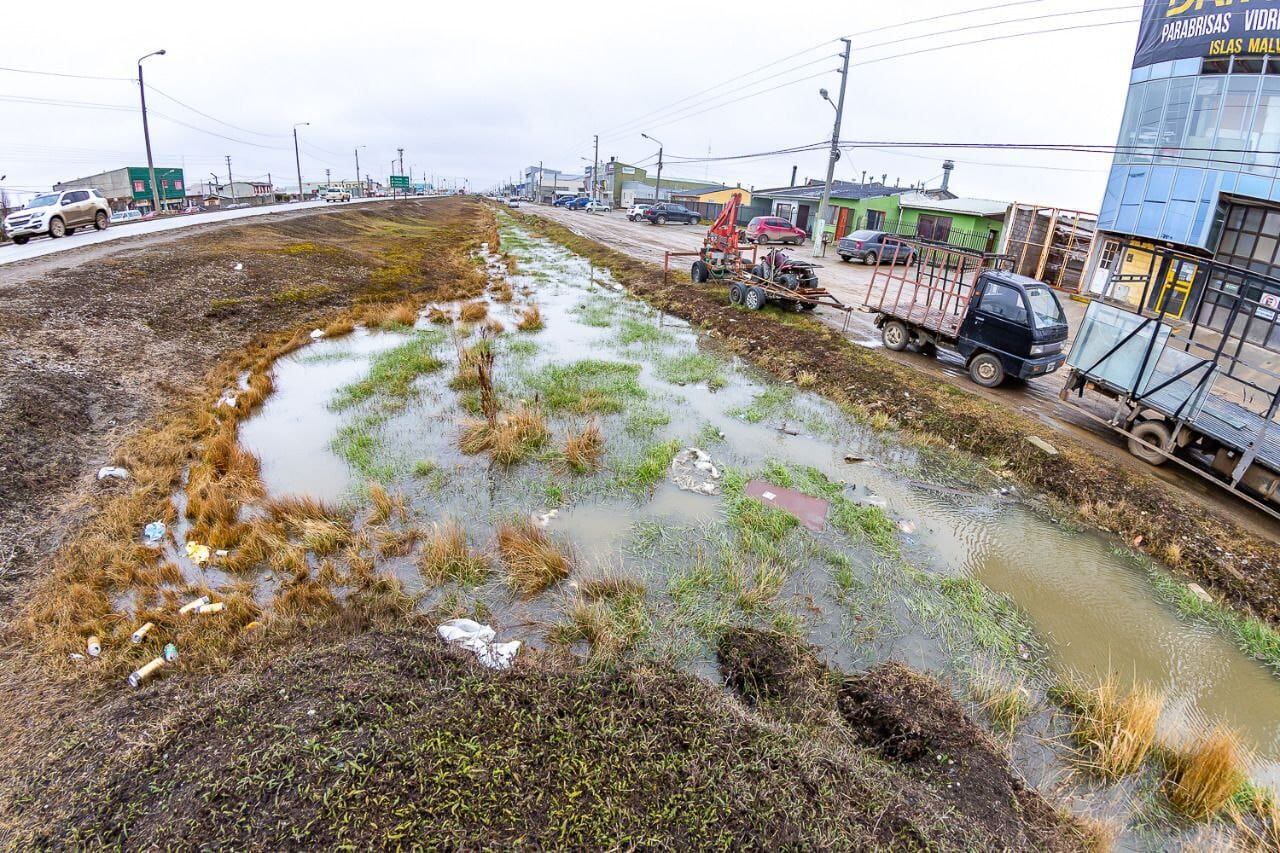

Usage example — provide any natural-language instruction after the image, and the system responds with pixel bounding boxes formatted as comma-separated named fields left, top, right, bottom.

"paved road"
left=520, top=203, right=1276, bottom=536
left=0, top=196, right=407, bottom=266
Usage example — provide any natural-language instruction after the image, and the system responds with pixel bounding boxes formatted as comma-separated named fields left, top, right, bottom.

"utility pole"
left=642, top=133, right=663, bottom=205
left=537, top=160, right=543, bottom=203
left=814, top=37, right=851, bottom=257
left=293, top=121, right=308, bottom=202
left=325, top=167, right=331, bottom=187
left=226, top=155, right=237, bottom=202
left=137, top=49, right=166, bottom=215
left=593, top=134, right=599, bottom=203
left=397, top=148, right=405, bottom=178
left=354, top=147, right=362, bottom=197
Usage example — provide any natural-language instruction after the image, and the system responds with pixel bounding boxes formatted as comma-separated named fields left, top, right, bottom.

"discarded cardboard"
left=1187, top=582, right=1214, bottom=604
left=745, top=480, right=829, bottom=532
left=671, top=447, right=722, bottom=495
left=97, top=466, right=129, bottom=481
left=1026, top=436, right=1059, bottom=456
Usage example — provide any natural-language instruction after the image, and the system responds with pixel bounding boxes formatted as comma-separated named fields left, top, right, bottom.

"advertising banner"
left=1134, top=0, right=1280, bottom=68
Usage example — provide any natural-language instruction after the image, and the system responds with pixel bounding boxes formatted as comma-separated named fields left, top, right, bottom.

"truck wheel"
left=882, top=320, right=910, bottom=352
left=1127, top=419, right=1172, bottom=466
left=691, top=260, right=710, bottom=283
left=729, top=283, right=745, bottom=305
left=94, top=211, right=108, bottom=230
left=744, top=286, right=767, bottom=310
left=800, top=302, right=817, bottom=312
left=656, top=215, right=667, bottom=225
left=751, top=263, right=766, bottom=280
left=968, top=352, right=1005, bottom=387
left=49, top=217, right=66, bottom=239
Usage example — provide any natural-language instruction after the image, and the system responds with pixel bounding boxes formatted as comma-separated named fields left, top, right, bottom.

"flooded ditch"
left=211, top=216, right=1280, bottom=841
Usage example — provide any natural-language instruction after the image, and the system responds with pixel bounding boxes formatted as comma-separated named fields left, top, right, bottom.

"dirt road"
left=524, top=204, right=1278, bottom=538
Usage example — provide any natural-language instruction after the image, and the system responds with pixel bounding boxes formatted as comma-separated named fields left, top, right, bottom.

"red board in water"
left=744, top=480, right=830, bottom=532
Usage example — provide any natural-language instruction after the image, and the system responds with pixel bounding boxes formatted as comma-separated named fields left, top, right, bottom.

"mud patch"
left=717, top=626, right=832, bottom=714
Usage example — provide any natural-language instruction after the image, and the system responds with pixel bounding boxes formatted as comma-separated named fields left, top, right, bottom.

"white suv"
left=321, top=187, right=351, bottom=202
left=3, top=188, right=112, bottom=245
left=626, top=203, right=649, bottom=221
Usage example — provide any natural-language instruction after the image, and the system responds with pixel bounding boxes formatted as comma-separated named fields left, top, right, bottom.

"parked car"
left=109, top=209, right=144, bottom=224
left=567, top=197, right=593, bottom=210
left=583, top=199, right=611, bottom=213
left=836, top=229, right=915, bottom=265
left=553, top=196, right=578, bottom=207
left=642, top=203, right=699, bottom=225
left=626, top=203, right=650, bottom=222
left=506, top=198, right=521, bottom=208
left=321, top=187, right=351, bottom=202
left=3, top=188, right=111, bottom=245
left=745, top=216, right=805, bottom=246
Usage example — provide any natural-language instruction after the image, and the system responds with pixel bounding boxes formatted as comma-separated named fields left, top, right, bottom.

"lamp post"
left=137, top=49, right=166, bottom=215
left=813, top=38, right=851, bottom=256
left=354, top=145, right=365, bottom=198
left=293, top=122, right=309, bottom=202
left=641, top=132, right=663, bottom=205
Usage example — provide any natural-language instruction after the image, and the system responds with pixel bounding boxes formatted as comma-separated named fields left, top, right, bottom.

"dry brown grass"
left=496, top=518, right=571, bottom=596
left=971, top=672, right=1033, bottom=734
left=460, top=300, right=489, bottom=322
left=579, top=574, right=645, bottom=601
left=367, top=482, right=404, bottom=525
left=419, top=519, right=489, bottom=586
left=427, top=306, right=452, bottom=325
left=450, top=338, right=494, bottom=391
left=1164, top=541, right=1184, bottom=567
left=517, top=304, right=543, bottom=331
left=1061, top=672, right=1163, bottom=780
left=458, top=401, right=549, bottom=465
left=375, top=525, right=421, bottom=558
left=379, top=301, right=419, bottom=329
left=1166, top=725, right=1247, bottom=820
left=483, top=318, right=505, bottom=335
left=265, top=494, right=349, bottom=526
left=562, top=419, right=604, bottom=472
left=323, top=317, right=355, bottom=337
left=491, top=280, right=514, bottom=302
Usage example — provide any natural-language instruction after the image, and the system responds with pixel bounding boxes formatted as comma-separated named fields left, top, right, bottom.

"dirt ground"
left=512, top=207, right=1280, bottom=632
left=0, top=197, right=1087, bottom=847
left=528, top=204, right=1280, bottom=540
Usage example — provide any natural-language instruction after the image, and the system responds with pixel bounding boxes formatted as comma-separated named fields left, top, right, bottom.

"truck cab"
left=955, top=271, right=1068, bottom=387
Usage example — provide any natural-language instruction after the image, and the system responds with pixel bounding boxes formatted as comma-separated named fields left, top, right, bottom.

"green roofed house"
left=54, top=166, right=187, bottom=213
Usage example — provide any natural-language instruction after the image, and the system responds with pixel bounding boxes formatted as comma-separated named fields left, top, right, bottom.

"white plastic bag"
left=437, top=618, right=521, bottom=670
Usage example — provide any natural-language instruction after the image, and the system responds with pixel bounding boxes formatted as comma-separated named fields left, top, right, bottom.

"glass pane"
left=1115, top=82, right=1146, bottom=165
left=1249, top=77, right=1280, bottom=176
left=1254, top=234, right=1277, bottom=264
left=1236, top=172, right=1271, bottom=198
left=1163, top=200, right=1196, bottom=243
left=1185, top=77, right=1224, bottom=163
left=1116, top=204, right=1141, bottom=233
left=1235, top=57, right=1265, bottom=74
left=1157, top=77, right=1195, bottom=164
left=1146, top=166, right=1175, bottom=201
left=1215, top=76, right=1260, bottom=160
left=1246, top=206, right=1266, bottom=230
left=1099, top=167, right=1126, bottom=226
left=1133, top=78, right=1170, bottom=163
left=1123, top=167, right=1150, bottom=204
left=1238, top=232, right=1258, bottom=257
left=1138, top=201, right=1167, bottom=234
left=1172, top=167, right=1204, bottom=200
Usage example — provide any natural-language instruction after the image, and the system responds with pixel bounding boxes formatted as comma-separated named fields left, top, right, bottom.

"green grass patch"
left=924, top=577, right=1039, bottom=662
left=571, top=297, right=618, bottom=328
left=525, top=359, right=645, bottom=414
left=655, top=352, right=726, bottom=390
left=615, top=439, right=680, bottom=492
left=272, top=284, right=334, bottom=304
left=617, top=317, right=670, bottom=346
left=729, top=386, right=792, bottom=423
left=332, top=330, right=446, bottom=410
left=722, top=469, right=798, bottom=557
left=332, top=413, right=397, bottom=482
left=624, top=404, right=671, bottom=436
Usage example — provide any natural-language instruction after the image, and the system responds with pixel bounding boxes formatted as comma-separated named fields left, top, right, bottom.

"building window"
left=917, top=214, right=953, bottom=242
left=133, top=180, right=145, bottom=192
left=866, top=209, right=885, bottom=229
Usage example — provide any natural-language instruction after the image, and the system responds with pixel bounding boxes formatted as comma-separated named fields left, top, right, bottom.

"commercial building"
left=53, top=166, right=186, bottom=212
left=1089, top=0, right=1280, bottom=325
left=599, top=158, right=714, bottom=208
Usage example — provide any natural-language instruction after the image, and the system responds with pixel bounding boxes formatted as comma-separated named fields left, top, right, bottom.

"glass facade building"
left=1098, top=54, right=1280, bottom=253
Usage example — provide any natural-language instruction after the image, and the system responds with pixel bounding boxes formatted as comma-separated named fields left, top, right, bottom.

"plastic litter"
left=87, top=635, right=102, bottom=657
left=179, top=595, right=210, bottom=615
left=215, top=391, right=238, bottom=409
left=861, top=493, right=888, bottom=509
left=69, top=653, right=85, bottom=661
left=843, top=454, right=866, bottom=464
left=128, top=656, right=165, bottom=688
left=898, top=520, right=917, bottom=535
left=533, top=509, right=558, bottom=528
left=97, top=466, right=130, bottom=481
left=163, top=643, right=179, bottom=662
left=233, top=262, right=243, bottom=271
left=215, top=549, right=229, bottom=558
left=185, top=542, right=211, bottom=565
left=143, top=521, right=166, bottom=543
left=130, top=622, right=154, bottom=644
left=195, top=602, right=225, bottom=615
left=670, top=447, right=722, bottom=495
left=745, top=480, right=829, bottom=532
left=1025, top=436, right=1059, bottom=456
left=437, top=618, right=521, bottom=670
left=310, top=328, right=324, bottom=340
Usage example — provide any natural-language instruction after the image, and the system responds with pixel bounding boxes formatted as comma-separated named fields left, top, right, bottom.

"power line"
left=856, top=3, right=1140, bottom=53
left=143, top=84, right=291, bottom=138
left=0, top=64, right=131, bottom=82
left=851, top=17, right=1138, bottom=68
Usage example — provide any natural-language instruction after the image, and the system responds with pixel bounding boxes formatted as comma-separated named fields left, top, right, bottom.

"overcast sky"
left=2, top=0, right=1141, bottom=209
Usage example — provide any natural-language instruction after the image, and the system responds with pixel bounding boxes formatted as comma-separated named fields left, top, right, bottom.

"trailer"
left=1060, top=245, right=1280, bottom=519
left=862, top=240, right=1070, bottom=387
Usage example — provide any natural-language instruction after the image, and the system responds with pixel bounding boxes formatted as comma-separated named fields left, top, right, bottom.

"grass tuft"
left=460, top=300, right=489, bottom=322
left=562, top=419, right=604, bottom=472
left=525, top=360, right=644, bottom=414
left=1167, top=725, right=1247, bottom=820
left=496, top=518, right=571, bottom=596
left=1058, top=671, right=1163, bottom=780
left=517, top=304, right=544, bottom=331
left=419, top=519, right=490, bottom=586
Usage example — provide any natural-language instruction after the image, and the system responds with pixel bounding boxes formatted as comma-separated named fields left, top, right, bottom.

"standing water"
left=235, top=223, right=1280, bottom=802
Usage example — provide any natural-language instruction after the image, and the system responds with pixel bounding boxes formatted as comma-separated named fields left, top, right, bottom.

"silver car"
left=4, top=188, right=111, bottom=245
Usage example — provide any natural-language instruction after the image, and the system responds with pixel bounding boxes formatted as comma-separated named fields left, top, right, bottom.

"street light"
left=819, top=88, right=836, bottom=111
left=137, top=49, right=166, bottom=216
left=293, top=122, right=309, bottom=202
left=641, top=132, right=663, bottom=206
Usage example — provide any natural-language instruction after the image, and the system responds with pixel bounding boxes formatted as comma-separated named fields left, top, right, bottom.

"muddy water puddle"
left=235, top=222, right=1280, bottom=802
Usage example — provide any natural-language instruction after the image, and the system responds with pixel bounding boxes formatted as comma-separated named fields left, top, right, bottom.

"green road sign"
left=389, top=175, right=410, bottom=189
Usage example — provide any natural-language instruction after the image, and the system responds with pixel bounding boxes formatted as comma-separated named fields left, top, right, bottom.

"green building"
left=601, top=158, right=715, bottom=208
left=54, top=166, right=187, bottom=212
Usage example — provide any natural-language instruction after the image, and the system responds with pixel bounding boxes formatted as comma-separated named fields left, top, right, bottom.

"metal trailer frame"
left=1060, top=241, right=1280, bottom=522
left=860, top=239, right=1013, bottom=341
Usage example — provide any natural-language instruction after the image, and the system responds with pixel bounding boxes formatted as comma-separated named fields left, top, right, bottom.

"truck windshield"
left=26, top=194, right=59, bottom=208
left=1026, top=287, right=1066, bottom=328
